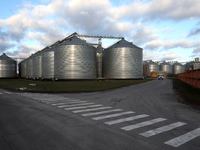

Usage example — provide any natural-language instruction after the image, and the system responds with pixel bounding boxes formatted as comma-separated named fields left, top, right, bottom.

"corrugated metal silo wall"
left=103, top=47, right=143, bottom=79
left=54, top=45, right=97, bottom=79
left=159, top=64, right=172, bottom=74
left=42, top=49, right=54, bottom=79
left=21, top=60, right=26, bottom=78
left=33, top=54, right=42, bottom=78
left=26, top=57, right=33, bottom=78
left=173, top=64, right=185, bottom=74
left=0, top=60, right=16, bottom=78
left=148, top=63, right=159, bottom=76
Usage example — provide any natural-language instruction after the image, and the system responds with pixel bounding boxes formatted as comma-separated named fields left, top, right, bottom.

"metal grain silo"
left=159, top=61, right=172, bottom=74
left=148, top=60, right=159, bottom=76
left=19, top=60, right=26, bottom=78
left=0, top=53, right=17, bottom=78
left=173, top=62, right=185, bottom=75
left=103, top=39, right=143, bottom=79
left=32, top=51, right=42, bottom=79
left=54, top=36, right=97, bottom=79
left=26, top=55, right=33, bottom=79
left=42, top=46, right=55, bottom=79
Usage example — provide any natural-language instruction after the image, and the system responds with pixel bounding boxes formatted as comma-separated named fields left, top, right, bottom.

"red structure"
left=178, top=69, right=200, bottom=89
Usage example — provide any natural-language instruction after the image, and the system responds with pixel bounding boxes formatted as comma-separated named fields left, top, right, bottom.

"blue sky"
left=0, top=0, right=200, bottom=62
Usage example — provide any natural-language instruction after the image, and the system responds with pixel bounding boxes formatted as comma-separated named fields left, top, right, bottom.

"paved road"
left=0, top=79, right=200, bottom=150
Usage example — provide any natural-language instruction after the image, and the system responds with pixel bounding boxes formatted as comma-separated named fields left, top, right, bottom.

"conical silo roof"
left=107, top=39, right=142, bottom=49
left=59, top=36, right=90, bottom=46
left=173, top=62, right=182, bottom=66
left=160, top=61, right=170, bottom=65
left=148, top=60, right=157, bottom=65
left=0, top=53, right=16, bottom=61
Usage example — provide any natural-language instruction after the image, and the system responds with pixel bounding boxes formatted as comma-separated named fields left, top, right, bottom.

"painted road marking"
left=121, top=118, right=167, bottom=131
left=140, top=122, right=186, bottom=137
left=3, top=91, right=12, bottom=94
left=58, top=103, right=94, bottom=108
left=81, top=109, right=123, bottom=117
left=105, top=114, right=149, bottom=125
left=51, top=101, right=86, bottom=106
left=73, top=107, right=112, bottom=113
left=64, top=104, right=103, bottom=110
left=164, top=127, right=200, bottom=147
left=57, top=101, right=87, bottom=108
left=0, top=92, right=3, bottom=94
left=92, top=111, right=135, bottom=121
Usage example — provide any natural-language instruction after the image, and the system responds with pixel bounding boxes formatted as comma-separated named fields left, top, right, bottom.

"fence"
left=178, top=69, right=200, bottom=89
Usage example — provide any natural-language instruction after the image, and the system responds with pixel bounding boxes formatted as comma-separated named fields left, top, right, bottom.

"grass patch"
left=0, top=79, right=152, bottom=93
left=173, top=78, right=200, bottom=106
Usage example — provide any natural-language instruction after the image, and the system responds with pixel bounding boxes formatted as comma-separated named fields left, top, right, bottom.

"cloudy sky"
left=0, top=0, right=200, bottom=62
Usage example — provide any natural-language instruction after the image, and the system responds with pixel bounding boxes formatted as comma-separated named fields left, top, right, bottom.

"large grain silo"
left=32, top=51, right=42, bottom=79
left=26, top=55, right=33, bottom=79
left=54, top=36, right=97, bottom=79
left=103, top=39, right=143, bottom=79
left=159, top=61, right=172, bottom=74
left=19, top=60, right=26, bottom=78
left=42, top=46, right=55, bottom=79
left=173, top=62, right=185, bottom=75
left=148, top=60, right=159, bottom=76
left=0, top=53, right=17, bottom=78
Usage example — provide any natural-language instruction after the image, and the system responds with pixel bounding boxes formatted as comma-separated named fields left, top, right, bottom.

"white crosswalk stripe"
left=140, top=122, right=186, bottom=137
left=0, top=92, right=3, bottom=94
left=57, top=101, right=87, bottom=108
left=47, top=100, right=82, bottom=104
left=164, top=127, right=200, bottom=147
left=92, top=111, right=135, bottom=121
left=58, top=103, right=94, bottom=108
left=105, top=114, right=149, bottom=125
left=121, top=118, right=167, bottom=131
left=64, top=104, right=103, bottom=110
left=81, top=109, right=123, bottom=117
left=3, top=91, right=12, bottom=94
left=73, top=107, right=112, bottom=113
left=51, top=101, right=86, bottom=106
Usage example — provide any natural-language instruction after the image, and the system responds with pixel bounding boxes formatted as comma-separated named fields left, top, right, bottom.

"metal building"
left=26, top=55, right=33, bottom=79
left=159, top=61, right=172, bottom=74
left=54, top=36, right=97, bottom=79
left=173, top=62, right=185, bottom=75
left=32, top=51, right=42, bottom=79
left=148, top=60, right=159, bottom=76
left=20, top=60, right=26, bottom=78
left=42, top=46, right=55, bottom=79
left=0, top=53, right=17, bottom=78
left=103, top=39, right=143, bottom=79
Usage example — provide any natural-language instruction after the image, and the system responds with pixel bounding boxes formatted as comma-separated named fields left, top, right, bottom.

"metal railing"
left=178, top=69, right=200, bottom=89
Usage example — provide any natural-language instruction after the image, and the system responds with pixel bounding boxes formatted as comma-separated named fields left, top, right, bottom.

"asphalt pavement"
left=0, top=79, right=200, bottom=150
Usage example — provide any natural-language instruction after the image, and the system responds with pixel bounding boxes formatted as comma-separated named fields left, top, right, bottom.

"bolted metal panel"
left=173, top=62, right=185, bottom=75
left=26, top=56, right=33, bottom=78
left=42, top=47, right=54, bottom=79
left=159, top=61, right=172, bottom=74
left=54, top=36, right=97, bottom=79
left=103, top=39, right=143, bottom=79
left=148, top=60, right=159, bottom=76
left=33, top=52, right=42, bottom=79
left=0, top=53, right=17, bottom=78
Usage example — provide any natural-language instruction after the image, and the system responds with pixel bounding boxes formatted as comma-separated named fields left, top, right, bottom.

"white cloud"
left=161, top=52, right=181, bottom=61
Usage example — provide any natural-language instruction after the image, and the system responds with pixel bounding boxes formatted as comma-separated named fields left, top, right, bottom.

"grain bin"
left=103, top=39, right=143, bottom=79
left=42, top=46, right=55, bottom=79
left=0, top=53, right=17, bottom=78
left=26, top=55, right=33, bottom=79
left=148, top=60, right=159, bottom=76
left=19, top=60, right=26, bottom=78
left=32, top=51, right=42, bottom=79
left=173, top=62, right=185, bottom=75
left=54, top=36, right=97, bottom=79
left=159, top=61, right=172, bottom=74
